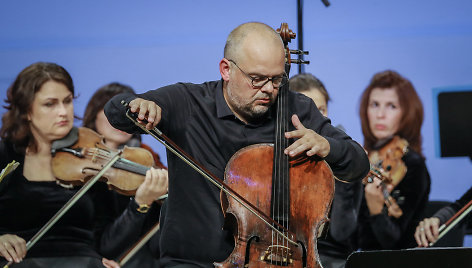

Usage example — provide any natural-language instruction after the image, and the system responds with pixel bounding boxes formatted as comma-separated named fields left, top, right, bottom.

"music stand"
left=432, top=86, right=472, bottom=160
left=346, top=247, right=472, bottom=268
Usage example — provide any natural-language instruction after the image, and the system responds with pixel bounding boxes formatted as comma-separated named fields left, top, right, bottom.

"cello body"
left=216, top=144, right=334, bottom=268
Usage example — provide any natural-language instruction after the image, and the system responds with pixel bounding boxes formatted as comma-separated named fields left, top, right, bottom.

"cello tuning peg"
left=289, top=49, right=309, bottom=55
left=291, top=59, right=310, bottom=65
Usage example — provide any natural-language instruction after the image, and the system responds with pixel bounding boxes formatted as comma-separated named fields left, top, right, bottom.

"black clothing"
left=93, top=184, right=160, bottom=260
left=94, top=136, right=165, bottom=265
left=2, top=256, right=103, bottom=268
left=358, top=149, right=431, bottom=250
left=434, top=186, right=472, bottom=225
left=0, top=140, right=100, bottom=260
left=318, top=179, right=363, bottom=261
left=0, top=139, right=158, bottom=266
left=105, top=80, right=370, bottom=267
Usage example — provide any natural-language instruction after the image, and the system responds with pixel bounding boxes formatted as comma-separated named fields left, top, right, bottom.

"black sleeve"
left=329, top=179, right=363, bottom=242
left=433, top=186, right=472, bottom=225
left=104, top=92, right=142, bottom=134
left=92, top=183, right=160, bottom=259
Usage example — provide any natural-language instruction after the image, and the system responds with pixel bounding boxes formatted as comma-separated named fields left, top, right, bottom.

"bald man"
left=105, top=22, right=369, bottom=267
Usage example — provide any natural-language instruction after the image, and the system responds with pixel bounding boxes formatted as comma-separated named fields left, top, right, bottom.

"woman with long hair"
left=357, top=70, right=431, bottom=250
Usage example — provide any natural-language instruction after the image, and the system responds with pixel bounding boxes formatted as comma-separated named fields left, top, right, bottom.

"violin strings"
left=83, top=148, right=137, bottom=170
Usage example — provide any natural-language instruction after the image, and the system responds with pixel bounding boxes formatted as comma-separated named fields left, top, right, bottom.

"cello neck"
left=272, top=77, right=291, bottom=224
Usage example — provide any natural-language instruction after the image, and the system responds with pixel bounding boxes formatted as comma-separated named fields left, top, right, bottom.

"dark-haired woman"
left=0, top=63, right=166, bottom=267
left=357, top=70, right=431, bottom=250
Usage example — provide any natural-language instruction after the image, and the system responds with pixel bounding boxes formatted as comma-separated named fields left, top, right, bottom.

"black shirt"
left=105, top=79, right=370, bottom=267
left=0, top=140, right=100, bottom=259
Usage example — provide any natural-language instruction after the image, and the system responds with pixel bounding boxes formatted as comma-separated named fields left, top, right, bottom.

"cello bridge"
left=260, top=245, right=293, bottom=266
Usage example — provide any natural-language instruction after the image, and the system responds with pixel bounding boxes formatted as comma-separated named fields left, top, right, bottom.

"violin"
left=363, top=136, right=408, bottom=218
left=51, top=127, right=154, bottom=195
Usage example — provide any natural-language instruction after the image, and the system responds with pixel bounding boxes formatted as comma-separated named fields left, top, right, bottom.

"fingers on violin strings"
left=145, top=169, right=154, bottom=185
left=156, top=169, right=169, bottom=189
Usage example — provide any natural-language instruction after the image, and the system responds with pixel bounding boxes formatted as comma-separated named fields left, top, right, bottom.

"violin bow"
left=115, top=193, right=166, bottom=266
left=118, top=221, right=161, bottom=266
left=429, top=198, right=472, bottom=247
left=122, top=102, right=298, bottom=246
left=3, top=152, right=121, bottom=268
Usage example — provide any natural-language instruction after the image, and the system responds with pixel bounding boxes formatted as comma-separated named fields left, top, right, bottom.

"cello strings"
left=282, top=83, right=289, bottom=262
left=284, top=85, right=289, bottom=261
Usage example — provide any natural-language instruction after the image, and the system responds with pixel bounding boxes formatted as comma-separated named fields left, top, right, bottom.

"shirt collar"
left=216, top=79, right=235, bottom=119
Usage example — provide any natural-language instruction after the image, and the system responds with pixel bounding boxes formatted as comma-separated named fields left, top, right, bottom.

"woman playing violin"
left=357, top=70, right=431, bottom=250
left=0, top=62, right=167, bottom=267
left=83, top=82, right=168, bottom=267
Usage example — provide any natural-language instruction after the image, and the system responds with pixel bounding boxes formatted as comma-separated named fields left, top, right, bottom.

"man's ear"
left=219, top=58, right=231, bottom=82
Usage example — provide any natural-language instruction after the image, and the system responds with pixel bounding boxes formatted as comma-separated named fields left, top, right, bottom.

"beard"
left=226, top=85, right=276, bottom=123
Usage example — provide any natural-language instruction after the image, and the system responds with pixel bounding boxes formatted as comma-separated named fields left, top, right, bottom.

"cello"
left=122, top=23, right=334, bottom=267
left=216, top=23, right=334, bottom=268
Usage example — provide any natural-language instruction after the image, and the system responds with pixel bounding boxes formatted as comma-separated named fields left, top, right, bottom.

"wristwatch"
left=133, top=198, right=151, bottom=213
left=137, top=203, right=150, bottom=213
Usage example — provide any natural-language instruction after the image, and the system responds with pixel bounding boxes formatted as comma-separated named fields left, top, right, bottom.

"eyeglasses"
left=228, top=59, right=287, bottom=89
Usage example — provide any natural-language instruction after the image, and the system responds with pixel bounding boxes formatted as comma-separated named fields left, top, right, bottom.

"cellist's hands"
left=284, top=114, right=330, bottom=158
left=0, top=234, right=26, bottom=263
left=415, top=217, right=440, bottom=247
left=135, top=168, right=168, bottom=206
left=128, top=98, right=161, bottom=130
